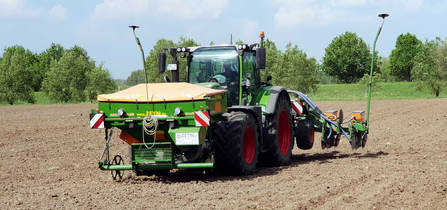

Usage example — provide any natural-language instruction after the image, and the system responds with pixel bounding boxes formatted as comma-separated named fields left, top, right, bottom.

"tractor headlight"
left=182, top=47, right=186, bottom=52
left=177, top=47, right=181, bottom=52
left=117, top=108, right=126, bottom=117
left=174, top=107, right=183, bottom=116
left=242, top=45, right=246, bottom=49
left=180, top=52, right=186, bottom=58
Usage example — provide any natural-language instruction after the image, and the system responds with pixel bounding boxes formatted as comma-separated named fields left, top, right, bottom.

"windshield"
left=188, top=47, right=239, bottom=86
left=188, top=46, right=240, bottom=106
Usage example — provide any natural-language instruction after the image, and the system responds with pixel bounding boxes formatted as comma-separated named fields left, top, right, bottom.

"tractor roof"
left=188, top=45, right=237, bottom=52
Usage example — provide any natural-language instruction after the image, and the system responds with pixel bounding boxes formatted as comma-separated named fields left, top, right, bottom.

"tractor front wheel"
left=213, top=112, right=259, bottom=175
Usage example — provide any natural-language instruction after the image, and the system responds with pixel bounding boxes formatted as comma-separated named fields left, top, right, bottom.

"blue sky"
left=1, top=0, right=446, bottom=79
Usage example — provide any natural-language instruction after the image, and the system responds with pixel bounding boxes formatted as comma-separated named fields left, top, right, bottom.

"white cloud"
left=49, top=5, right=67, bottom=20
left=92, top=0, right=149, bottom=19
left=0, top=0, right=41, bottom=18
left=374, top=0, right=424, bottom=11
left=273, top=0, right=428, bottom=28
left=155, top=0, right=228, bottom=19
left=405, top=0, right=424, bottom=10
left=273, top=0, right=337, bottom=28
left=330, top=0, right=367, bottom=8
left=0, top=0, right=23, bottom=17
left=92, top=0, right=229, bottom=20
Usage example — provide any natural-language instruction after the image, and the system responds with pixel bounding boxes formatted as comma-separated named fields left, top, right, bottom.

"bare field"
left=1, top=99, right=446, bottom=209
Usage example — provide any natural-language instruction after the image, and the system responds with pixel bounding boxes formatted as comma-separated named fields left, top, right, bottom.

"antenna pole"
left=129, top=25, right=149, bottom=85
left=366, top=14, right=389, bottom=129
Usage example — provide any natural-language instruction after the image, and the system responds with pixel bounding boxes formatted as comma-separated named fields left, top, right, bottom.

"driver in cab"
left=223, top=61, right=239, bottom=87
left=222, top=61, right=239, bottom=106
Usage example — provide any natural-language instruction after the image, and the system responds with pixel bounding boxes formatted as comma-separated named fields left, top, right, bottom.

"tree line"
left=1, top=31, right=446, bottom=105
left=0, top=44, right=116, bottom=104
left=387, top=33, right=447, bottom=96
left=126, top=32, right=447, bottom=97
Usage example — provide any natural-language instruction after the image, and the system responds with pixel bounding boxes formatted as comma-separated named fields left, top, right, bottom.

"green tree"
left=262, top=39, right=282, bottom=82
left=377, top=56, right=396, bottom=82
left=270, top=43, right=319, bottom=93
left=28, top=54, right=42, bottom=91
left=322, top=32, right=371, bottom=83
left=0, top=46, right=35, bottom=104
left=145, top=39, right=177, bottom=83
left=389, top=33, right=422, bottom=81
left=85, top=64, right=117, bottom=102
left=40, top=43, right=64, bottom=64
left=412, top=38, right=447, bottom=96
left=143, top=37, right=199, bottom=83
left=37, top=43, right=65, bottom=91
left=42, top=46, right=94, bottom=102
left=126, top=69, right=145, bottom=86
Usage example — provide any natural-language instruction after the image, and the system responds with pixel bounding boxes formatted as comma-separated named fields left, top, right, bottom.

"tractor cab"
left=187, top=45, right=260, bottom=106
left=159, top=44, right=265, bottom=107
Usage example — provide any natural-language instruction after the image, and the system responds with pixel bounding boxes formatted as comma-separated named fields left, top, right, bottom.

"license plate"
left=175, top=132, right=199, bottom=145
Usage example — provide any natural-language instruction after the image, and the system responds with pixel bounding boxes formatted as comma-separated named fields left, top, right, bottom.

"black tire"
left=261, top=94, right=294, bottom=166
left=295, top=119, right=314, bottom=150
left=321, top=126, right=337, bottom=149
left=361, top=133, right=368, bottom=148
left=350, top=132, right=362, bottom=150
left=213, top=112, right=259, bottom=175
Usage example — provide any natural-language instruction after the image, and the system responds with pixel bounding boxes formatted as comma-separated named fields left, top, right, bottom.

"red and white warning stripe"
left=291, top=101, right=303, bottom=115
left=194, top=111, right=210, bottom=127
left=90, top=113, right=104, bottom=129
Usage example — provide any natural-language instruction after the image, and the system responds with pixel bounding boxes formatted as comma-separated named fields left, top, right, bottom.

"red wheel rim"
left=242, top=126, right=256, bottom=164
left=278, top=110, right=291, bottom=155
left=310, top=128, right=315, bottom=144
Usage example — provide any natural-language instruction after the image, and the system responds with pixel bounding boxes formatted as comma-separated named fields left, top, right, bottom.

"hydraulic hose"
left=287, top=90, right=350, bottom=140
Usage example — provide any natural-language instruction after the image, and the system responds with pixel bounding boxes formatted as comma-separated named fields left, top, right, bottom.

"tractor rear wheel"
left=261, top=94, right=294, bottom=166
left=213, top=112, right=259, bottom=175
left=295, top=119, right=315, bottom=150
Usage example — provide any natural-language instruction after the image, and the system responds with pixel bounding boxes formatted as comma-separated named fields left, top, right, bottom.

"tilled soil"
left=0, top=99, right=446, bottom=209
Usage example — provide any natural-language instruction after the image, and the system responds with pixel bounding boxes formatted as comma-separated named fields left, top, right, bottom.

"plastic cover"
left=97, top=82, right=226, bottom=102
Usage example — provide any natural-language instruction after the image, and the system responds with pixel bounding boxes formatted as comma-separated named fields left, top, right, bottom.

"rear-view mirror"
left=256, top=48, right=266, bottom=69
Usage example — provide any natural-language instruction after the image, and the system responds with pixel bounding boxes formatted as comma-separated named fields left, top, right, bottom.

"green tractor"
left=91, top=15, right=388, bottom=180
